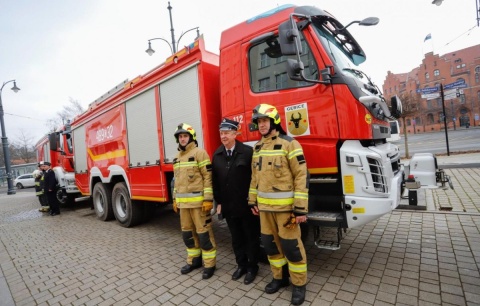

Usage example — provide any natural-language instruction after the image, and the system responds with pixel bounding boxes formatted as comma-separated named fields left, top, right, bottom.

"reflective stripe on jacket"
left=173, top=142, right=213, bottom=208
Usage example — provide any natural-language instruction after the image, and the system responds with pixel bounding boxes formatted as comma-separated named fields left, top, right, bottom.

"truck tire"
left=112, top=182, right=142, bottom=227
left=93, top=183, right=114, bottom=221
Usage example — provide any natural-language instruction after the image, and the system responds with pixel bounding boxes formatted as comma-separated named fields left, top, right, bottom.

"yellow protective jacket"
left=173, top=142, right=213, bottom=209
left=248, top=131, right=309, bottom=215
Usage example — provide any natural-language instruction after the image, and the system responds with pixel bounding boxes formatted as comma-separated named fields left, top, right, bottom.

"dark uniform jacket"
left=212, top=140, right=253, bottom=218
left=43, top=169, right=57, bottom=193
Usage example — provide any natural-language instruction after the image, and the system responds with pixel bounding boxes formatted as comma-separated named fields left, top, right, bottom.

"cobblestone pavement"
left=427, top=168, right=480, bottom=213
left=0, top=179, right=479, bottom=305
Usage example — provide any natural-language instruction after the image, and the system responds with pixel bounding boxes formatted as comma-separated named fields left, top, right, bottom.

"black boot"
left=202, top=266, right=216, bottom=279
left=291, top=285, right=306, bottom=305
left=265, top=278, right=289, bottom=294
left=180, top=256, right=202, bottom=274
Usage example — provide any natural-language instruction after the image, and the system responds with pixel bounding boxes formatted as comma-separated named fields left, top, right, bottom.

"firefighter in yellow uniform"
left=172, top=123, right=217, bottom=279
left=248, top=104, right=309, bottom=306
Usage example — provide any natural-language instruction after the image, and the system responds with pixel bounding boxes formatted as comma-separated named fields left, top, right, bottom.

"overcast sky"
left=1, top=0, right=478, bottom=145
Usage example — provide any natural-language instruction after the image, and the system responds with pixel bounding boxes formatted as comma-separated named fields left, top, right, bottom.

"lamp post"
left=0, top=80, right=20, bottom=194
left=145, top=2, right=199, bottom=56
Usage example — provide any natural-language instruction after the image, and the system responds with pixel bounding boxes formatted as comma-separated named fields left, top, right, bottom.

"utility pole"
left=168, top=2, right=176, bottom=54
left=440, top=84, right=451, bottom=156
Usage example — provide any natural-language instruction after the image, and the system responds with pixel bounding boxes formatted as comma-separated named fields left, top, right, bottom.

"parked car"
left=13, top=174, right=35, bottom=189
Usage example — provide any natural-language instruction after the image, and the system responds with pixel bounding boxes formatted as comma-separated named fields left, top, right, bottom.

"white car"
left=13, top=174, right=35, bottom=189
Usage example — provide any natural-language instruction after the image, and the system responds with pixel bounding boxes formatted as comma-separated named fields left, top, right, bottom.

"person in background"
left=248, top=104, right=309, bottom=305
left=34, top=161, right=49, bottom=212
left=212, top=118, right=260, bottom=285
left=43, top=162, right=60, bottom=216
left=172, top=123, right=217, bottom=279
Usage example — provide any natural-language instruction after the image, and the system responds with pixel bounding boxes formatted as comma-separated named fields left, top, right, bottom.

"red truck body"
left=40, top=4, right=404, bottom=247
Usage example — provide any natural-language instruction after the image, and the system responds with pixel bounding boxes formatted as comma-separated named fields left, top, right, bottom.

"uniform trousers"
left=180, top=207, right=217, bottom=268
left=260, top=211, right=307, bottom=286
left=226, top=213, right=260, bottom=272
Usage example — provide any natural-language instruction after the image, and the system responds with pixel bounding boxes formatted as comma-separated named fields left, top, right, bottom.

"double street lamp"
left=0, top=80, right=20, bottom=195
left=145, top=2, right=199, bottom=56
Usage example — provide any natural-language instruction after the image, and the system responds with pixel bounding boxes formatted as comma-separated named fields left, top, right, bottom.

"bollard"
left=405, top=174, right=421, bottom=206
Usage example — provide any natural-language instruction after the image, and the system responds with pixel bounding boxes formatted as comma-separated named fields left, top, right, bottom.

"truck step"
left=310, top=177, right=337, bottom=184
left=314, top=239, right=341, bottom=251
left=75, top=196, right=91, bottom=203
left=311, top=224, right=344, bottom=251
left=307, top=211, right=342, bottom=222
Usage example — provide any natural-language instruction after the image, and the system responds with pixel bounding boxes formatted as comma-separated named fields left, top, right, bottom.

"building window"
left=434, top=69, right=440, bottom=76
left=425, top=72, right=429, bottom=80
left=258, top=78, right=270, bottom=91
left=439, top=112, right=444, bottom=122
left=478, top=90, right=480, bottom=101
left=275, top=56, right=287, bottom=64
left=476, top=66, right=480, bottom=73
left=406, top=119, right=411, bottom=126
left=476, top=73, right=479, bottom=84
left=275, top=73, right=288, bottom=89
left=260, top=53, right=270, bottom=68
left=415, top=117, right=422, bottom=125
left=427, top=113, right=434, bottom=124
left=427, top=100, right=432, bottom=109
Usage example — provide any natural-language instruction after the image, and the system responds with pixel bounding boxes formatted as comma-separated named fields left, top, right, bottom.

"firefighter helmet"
left=252, top=104, right=281, bottom=125
left=174, top=123, right=196, bottom=143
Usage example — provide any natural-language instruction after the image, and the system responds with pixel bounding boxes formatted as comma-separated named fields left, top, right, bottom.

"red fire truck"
left=35, top=123, right=79, bottom=205
left=44, top=4, right=404, bottom=248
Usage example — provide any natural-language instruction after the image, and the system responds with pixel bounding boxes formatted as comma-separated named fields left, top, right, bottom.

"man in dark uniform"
left=212, top=118, right=260, bottom=285
left=43, top=162, right=60, bottom=216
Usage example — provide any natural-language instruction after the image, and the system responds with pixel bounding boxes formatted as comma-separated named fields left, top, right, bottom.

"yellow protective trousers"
left=260, top=211, right=307, bottom=286
left=180, top=207, right=216, bottom=268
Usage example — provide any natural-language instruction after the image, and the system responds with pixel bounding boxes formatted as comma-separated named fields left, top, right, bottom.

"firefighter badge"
left=285, top=103, right=310, bottom=136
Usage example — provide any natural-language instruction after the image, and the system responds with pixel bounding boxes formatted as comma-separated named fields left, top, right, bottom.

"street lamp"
left=0, top=80, right=20, bottom=195
left=145, top=2, right=199, bottom=56
left=145, top=38, right=173, bottom=56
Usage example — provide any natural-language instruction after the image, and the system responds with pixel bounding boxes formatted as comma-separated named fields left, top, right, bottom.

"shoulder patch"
left=254, top=144, right=262, bottom=152
left=297, top=155, right=306, bottom=164
left=278, top=134, right=294, bottom=142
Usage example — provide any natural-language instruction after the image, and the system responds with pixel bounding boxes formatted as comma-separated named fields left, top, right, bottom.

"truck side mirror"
left=278, top=19, right=303, bottom=55
left=48, top=133, right=58, bottom=151
left=286, top=59, right=305, bottom=81
left=390, top=95, right=403, bottom=119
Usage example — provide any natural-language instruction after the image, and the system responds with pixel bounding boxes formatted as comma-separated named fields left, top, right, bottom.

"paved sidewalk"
left=0, top=156, right=478, bottom=305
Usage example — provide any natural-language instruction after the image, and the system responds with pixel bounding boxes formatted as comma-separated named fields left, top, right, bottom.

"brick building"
left=382, top=44, right=480, bottom=134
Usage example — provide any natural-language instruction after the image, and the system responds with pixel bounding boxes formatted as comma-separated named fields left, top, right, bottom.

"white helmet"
left=32, top=170, right=42, bottom=178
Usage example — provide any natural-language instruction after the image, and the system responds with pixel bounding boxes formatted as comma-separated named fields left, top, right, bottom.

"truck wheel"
left=112, top=182, right=142, bottom=227
left=93, top=183, right=114, bottom=221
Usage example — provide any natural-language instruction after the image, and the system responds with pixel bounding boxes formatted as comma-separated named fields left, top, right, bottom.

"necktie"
left=227, top=149, right=232, bottom=157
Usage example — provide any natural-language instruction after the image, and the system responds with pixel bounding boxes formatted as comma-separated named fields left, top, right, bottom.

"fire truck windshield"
left=311, top=16, right=373, bottom=89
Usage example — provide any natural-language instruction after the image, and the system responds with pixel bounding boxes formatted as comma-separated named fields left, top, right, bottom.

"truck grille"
left=367, top=157, right=388, bottom=193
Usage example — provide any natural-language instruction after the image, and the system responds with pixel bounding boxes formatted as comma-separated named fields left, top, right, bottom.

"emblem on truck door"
left=285, top=103, right=310, bottom=136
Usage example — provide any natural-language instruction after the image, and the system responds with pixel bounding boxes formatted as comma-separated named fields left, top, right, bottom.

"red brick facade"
left=382, top=44, right=480, bottom=134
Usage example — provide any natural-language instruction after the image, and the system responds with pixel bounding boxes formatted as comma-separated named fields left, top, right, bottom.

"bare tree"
left=11, top=130, right=36, bottom=163
left=46, top=97, right=85, bottom=131
left=398, top=92, right=421, bottom=159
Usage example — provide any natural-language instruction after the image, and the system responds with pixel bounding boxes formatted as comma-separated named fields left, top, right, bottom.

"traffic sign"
left=444, top=80, right=466, bottom=90
left=416, top=86, right=439, bottom=94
